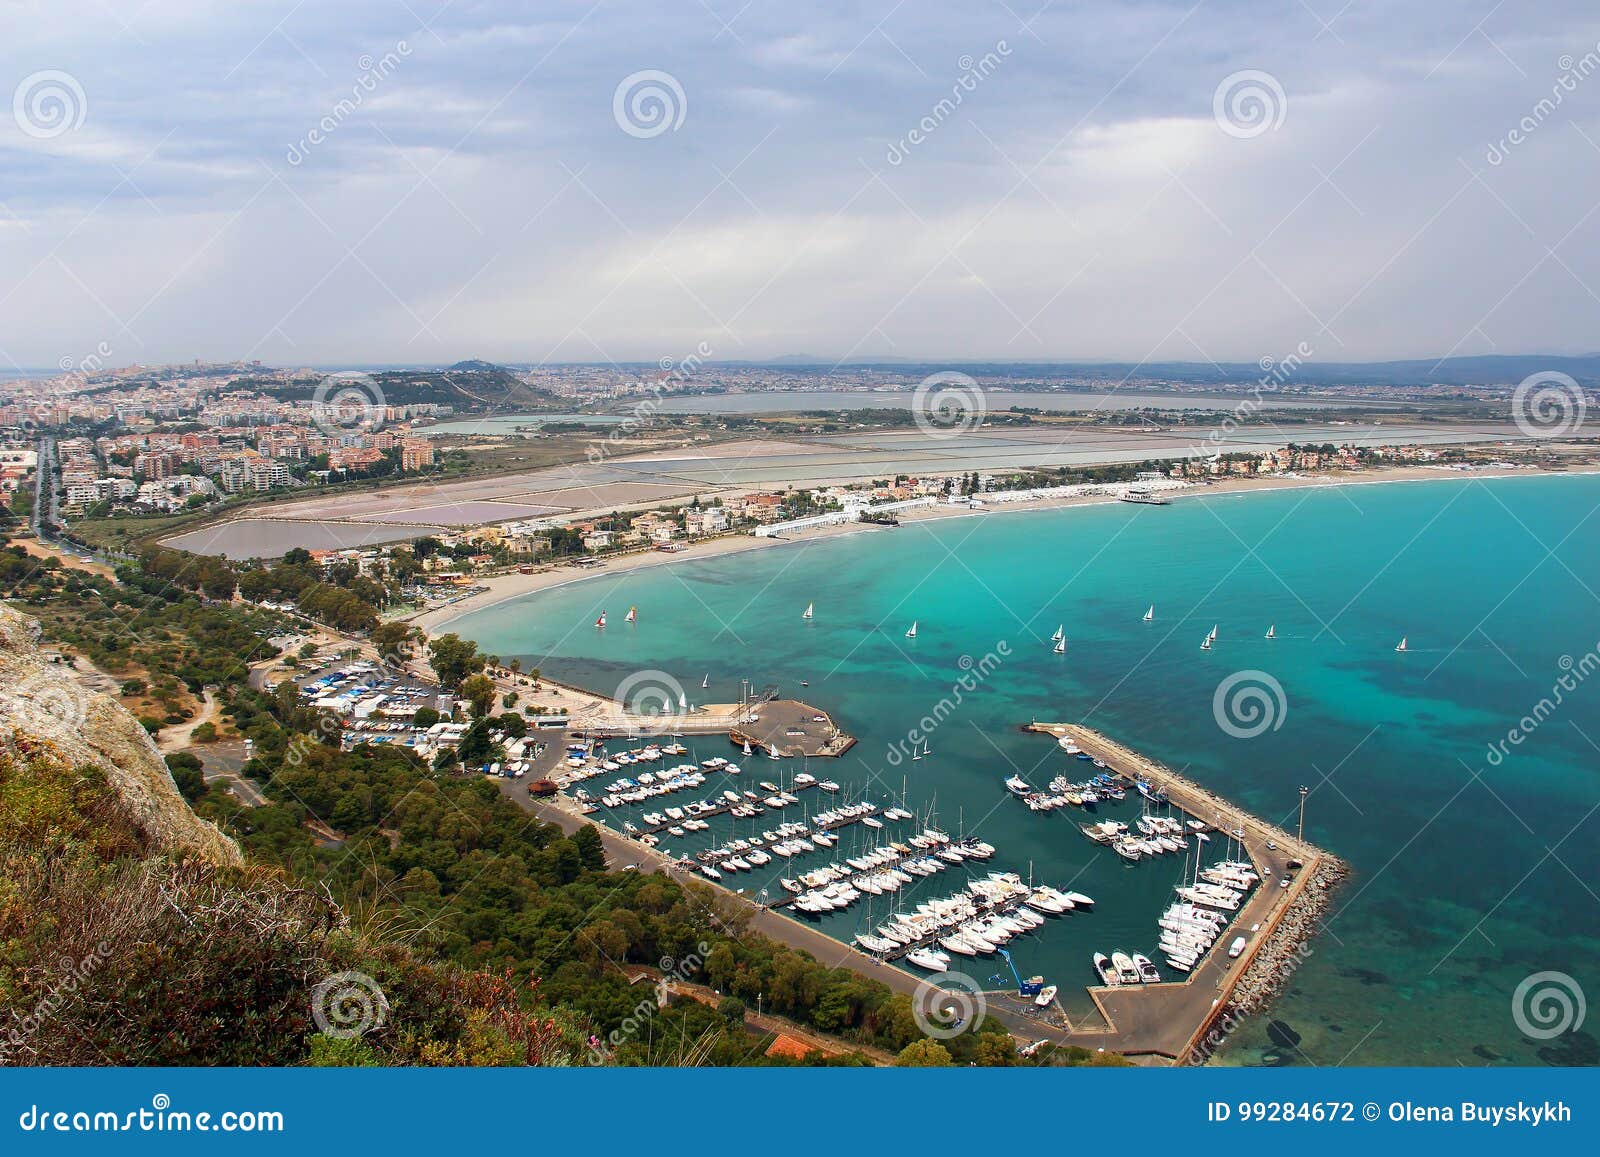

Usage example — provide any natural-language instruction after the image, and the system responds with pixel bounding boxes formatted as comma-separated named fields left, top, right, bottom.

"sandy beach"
left=410, top=463, right=1580, bottom=635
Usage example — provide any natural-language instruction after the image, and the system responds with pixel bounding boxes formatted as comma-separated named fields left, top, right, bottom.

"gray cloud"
left=3, top=0, right=1599, bottom=370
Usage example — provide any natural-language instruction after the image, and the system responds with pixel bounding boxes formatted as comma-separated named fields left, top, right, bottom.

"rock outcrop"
left=0, top=605, right=240, bottom=865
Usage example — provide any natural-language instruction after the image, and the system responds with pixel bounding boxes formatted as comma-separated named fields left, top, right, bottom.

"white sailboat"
left=1200, top=634, right=1211, bottom=651
left=625, top=605, right=637, bottom=623
left=905, top=621, right=918, bottom=639
left=1143, top=605, right=1154, bottom=622
left=743, top=738, right=753, bottom=757
left=1051, top=624, right=1064, bottom=642
left=595, top=611, right=606, bottom=628
left=1053, top=637, right=1066, bottom=654
left=1208, top=624, right=1218, bottom=642
left=1265, top=624, right=1276, bottom=639
left=1395, top=636, right=1408, bottom=653
left=802, top=602, right=813, bottom=620
left=677, top=692, right=688, bottom=711
left=701, top=674, right=709, bottom=689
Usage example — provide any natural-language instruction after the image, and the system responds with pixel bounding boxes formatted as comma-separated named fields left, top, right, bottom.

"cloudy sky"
left=2, top=0, right=1599, bottom=371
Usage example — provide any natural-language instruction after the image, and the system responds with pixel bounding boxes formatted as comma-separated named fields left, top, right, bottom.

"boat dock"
left=579, top=698, right=855, bottom=757
left=1024, top=722, right=1347, bottom=1063
left=604, top=779, right=823, bottom=836
left=728, top=699, right=856, bottom=758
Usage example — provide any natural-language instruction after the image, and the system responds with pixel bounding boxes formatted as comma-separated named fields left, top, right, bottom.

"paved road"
left=196, top=739, right=267, bottom=806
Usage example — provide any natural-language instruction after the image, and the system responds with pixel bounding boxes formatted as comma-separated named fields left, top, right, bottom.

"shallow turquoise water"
left=450, top=474, right=1600, bottom=1066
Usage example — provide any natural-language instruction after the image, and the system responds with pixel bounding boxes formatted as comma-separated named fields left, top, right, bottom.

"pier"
left=1025, top=722, right=1347, bottom=1063
left=578, top=698, right=855, bottom=757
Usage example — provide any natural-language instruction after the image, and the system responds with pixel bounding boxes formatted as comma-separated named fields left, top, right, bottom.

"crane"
left=997, top=948, right=1043, bottom=996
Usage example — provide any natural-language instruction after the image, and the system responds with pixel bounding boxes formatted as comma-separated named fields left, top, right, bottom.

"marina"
left=1022, top=723, right=1346, bottom=1060
left=448, top=475, right=1600, bottom=1066
left=536, top=704, right=1342, bottom=1060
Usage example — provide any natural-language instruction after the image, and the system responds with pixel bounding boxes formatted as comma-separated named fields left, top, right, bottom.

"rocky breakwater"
left=1185, top=853, right=1351, bottom=1064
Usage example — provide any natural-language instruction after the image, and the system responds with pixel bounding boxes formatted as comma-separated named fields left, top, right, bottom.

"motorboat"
left=1111, top=951, right=1140, bottom=985
left=906, top=948, right=951, bottom=971
left=1034, top=984, right=1059, bottom=1007
left=1093, top=952, right=1119, bottom=986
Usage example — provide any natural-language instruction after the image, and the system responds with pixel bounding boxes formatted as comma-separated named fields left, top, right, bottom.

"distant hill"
left=224, top=361, right=559, bottom=412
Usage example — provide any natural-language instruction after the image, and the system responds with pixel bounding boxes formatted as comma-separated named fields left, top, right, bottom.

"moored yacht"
left=1093, top=952, right=1119, bottom=986
left=1111, top=951, right=1140, bottom=985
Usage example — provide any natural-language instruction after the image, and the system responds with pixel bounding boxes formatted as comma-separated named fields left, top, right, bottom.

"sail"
left=1144, top=605, right=1154, bottom=621
left=802, top=602, right=813, bottom=619
left=625, top=606, right=636, bottom=623
left=905, top=621, right=917, bottom=638
left=595, top=612, right=606, bottom=627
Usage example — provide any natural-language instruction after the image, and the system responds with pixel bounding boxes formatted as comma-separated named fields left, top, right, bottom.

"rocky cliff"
left=0, top=604, right=240, bottom=866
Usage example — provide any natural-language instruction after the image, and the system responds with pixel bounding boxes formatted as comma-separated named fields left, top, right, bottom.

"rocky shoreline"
left=1187, top=854, right=1351, bottom=1065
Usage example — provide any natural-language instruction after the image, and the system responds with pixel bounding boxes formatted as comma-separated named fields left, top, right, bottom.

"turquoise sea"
left=448, top=474, right=1600, bottom=1066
